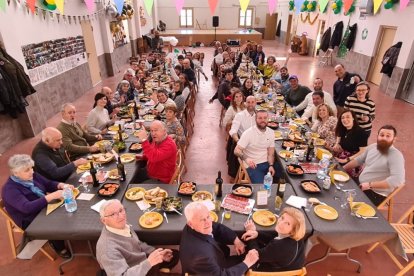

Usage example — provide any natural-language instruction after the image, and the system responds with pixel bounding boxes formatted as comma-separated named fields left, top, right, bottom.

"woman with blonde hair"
left=242, top=207, right=306, bottom=272
left=311, top=103, right=338, bottom=147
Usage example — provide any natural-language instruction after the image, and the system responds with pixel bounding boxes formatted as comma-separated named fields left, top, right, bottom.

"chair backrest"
left=246, top=267, right=307, bottom=276
left=0, top=199, right=23, bottom=233
left=378, top=185, right=404, bottom=222
left=235, top=158, right=252, bottom=184
left=169, top=149, right=182, bottom=185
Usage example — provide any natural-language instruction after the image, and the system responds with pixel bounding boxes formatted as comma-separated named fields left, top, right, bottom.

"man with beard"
left=272, top=66, right=290, bottom=95
left=344, top=125, right=405, bottom=206
left=333, top=64, right=361, bottom=116
left=234, top=110, right=281, bottom=183
left=285, top=75, right=312, bottom=109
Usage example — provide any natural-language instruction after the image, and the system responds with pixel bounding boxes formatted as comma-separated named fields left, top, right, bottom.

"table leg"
left=58, top=241, right=97, bottom=275
left=306, top=247, right=362, bottom=273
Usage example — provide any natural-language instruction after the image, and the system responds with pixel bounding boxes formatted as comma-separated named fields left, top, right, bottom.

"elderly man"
left=57, top=103, right=101, bottom=161
left=180, top=202, right=259, bottom=275
left=234, top=110, right=280, bottom=183
left=229, top=96, right=257, bottom=143
left=134, top=120, right=177, bottom=184
left=285, top=75, right=312, bottom=109
left=333, top=64, right=361, bottom=115
left=344, top=125, right=405, bottom=206
left=102, top=86, right=122, bottom=117
left=182, top=58, right=196, bottom=85
left=32, top=127, right=87, bottom=182
left=295, top=78, right=337, bottom=119
left=97, top=199, right=177, bottom=276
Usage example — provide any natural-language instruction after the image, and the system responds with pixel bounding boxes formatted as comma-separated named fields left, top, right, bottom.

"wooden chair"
left=169, top=150, right=183, bottom=185
left=367, top=204, right=414, bottom=276
left=246, top=267, right=307, bottom=276
left=377, top=185, right=404, bottom=222
left=0, top=199, right=55, bottom=261
left=234, top=158, right=252, bottom=184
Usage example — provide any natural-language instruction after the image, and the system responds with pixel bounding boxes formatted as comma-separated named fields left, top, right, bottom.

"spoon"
left=171, top=207, right=183, bottom=216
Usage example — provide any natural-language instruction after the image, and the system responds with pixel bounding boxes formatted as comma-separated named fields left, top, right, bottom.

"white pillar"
left=152, top=0, right=158, bottom=30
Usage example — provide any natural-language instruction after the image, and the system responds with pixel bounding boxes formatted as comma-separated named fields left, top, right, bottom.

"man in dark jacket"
left=333, top=64, right=361, bottom=115
left=180, top=202, right=258, bottom=275
left=32, top=127, right=88, bottom=182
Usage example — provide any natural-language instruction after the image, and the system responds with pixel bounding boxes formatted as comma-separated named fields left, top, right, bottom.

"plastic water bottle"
left=263, top=172, right=273, bottom=197
left=63, top=185, right=77, bottom=213
left=317, top=155, right=330, bottom=179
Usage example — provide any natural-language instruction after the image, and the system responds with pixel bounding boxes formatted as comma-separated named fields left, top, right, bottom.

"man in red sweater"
left=134, top=120, right=177, bottom=183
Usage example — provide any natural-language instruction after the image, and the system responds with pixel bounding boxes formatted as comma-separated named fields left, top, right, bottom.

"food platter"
left=139, top=212, right=163, bottom=228
left=162, top=197, right=183, bottom=213
left=113, top=132, right=129, bottom=141
left=300, top=180, right=321, bottom=193
left=314, top=138, right=326, bottom=146
left=279, top=150, right=293, bottom=159
left=286, top=164, right=304, bottom=176
left=143, top=114, right=156, bottom=121
left=129, top=142, right=143, bottom=152
left=192, top=191, right=213, bottom=201
left=314, top=205, right=338, bottom=220
left=94, top=140, right=112, bottom=148
left=294, top=118, right=306, bottom=125
left=268, top=121, right=279, bottom=130
left=231, top=184, right=253, bottom=198
left=77, top=163, right=91, bottom=171
left=98, top=183, right=120, bottom=197
left=125, top=187, right=146, bottom=200
left=92, top=153, right=114, bottom=164
left=178, top=182, right=196, bottom=195
left=108, top=125, right=120, bottom=131
left=282, top=140, right=296, bottom=149
left=274, top=131, right=282, bottom=139
left=144, top=187, right=168, bottom=204
left=252, top=210, right=277, bottom=226
left=120, top=153, right=135, bottom=163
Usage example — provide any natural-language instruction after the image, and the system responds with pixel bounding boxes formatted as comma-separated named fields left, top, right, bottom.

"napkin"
left=77, top=193, right=95, bottom=201
left=137, top=200, right=151, bottom=211
left=286, top=195, right=307, bottom=209
left=91, top=199, right=107, bottom=213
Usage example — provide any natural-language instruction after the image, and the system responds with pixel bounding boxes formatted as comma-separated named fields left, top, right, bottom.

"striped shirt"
left=344, top=95, right=375, bottom=131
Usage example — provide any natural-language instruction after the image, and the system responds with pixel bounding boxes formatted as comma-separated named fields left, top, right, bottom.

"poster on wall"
left=22, top=36, right=87, bottom=85
left=110, top=20, right=130, bottom=48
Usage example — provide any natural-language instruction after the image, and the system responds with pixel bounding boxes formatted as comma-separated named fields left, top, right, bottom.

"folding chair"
left=377, top=185, right=404, bottom=222
left=234, top=158, right=252, bottom=184
left=246, top=267, right=307, bottom=276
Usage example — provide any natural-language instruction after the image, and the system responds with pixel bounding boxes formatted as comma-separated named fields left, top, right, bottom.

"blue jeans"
left=247, top=162, right=282, bottom=184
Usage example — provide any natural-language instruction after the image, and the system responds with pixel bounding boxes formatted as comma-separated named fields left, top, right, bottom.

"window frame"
left=179, top=8, right=194, bottom=28
left=238, top=7, right=254, bottom=28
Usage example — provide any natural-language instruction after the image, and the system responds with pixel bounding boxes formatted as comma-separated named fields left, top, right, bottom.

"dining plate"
left=330, top=170, right=350, bottom=182
left=351, top=202, right=376, bottom=217
left=94, top=140, right=112, bottom=148
left=314, top=205, right=339, bottom=220
left=210, top=211, right=218, bottom=222
left=274, top=131, right=282, bottom=139
left=129, top=142, right=143, bottom=152
left=286, top=164, right=304, bottom=176
left=178, top=181, right=197, bottom=195
left=314, top=138, right=325, bottom=146
left=139, top=212, right=163, bottom=228
left=252, top=210, right=277, bottom=226
left=113, top=132, right=129, bottom=141
left=143, top=115, right=156, bottom=121
left=279, top=150, right=293, bottom=159
left=125, top=187, right=146, bottom=200
left=300, top=180, right=321, bottom=193
left=46, top=188, right=80, bottom=215
left=92, top=153, right=114, bottom=164
left=144, top=187, right=168, bottom=204
left=120, top=153, right=135, bottom=163
left=77, top=163, right=91, bottom=171
left=294, top=118, right=306, bottom=125
left=192, top=191, right=213, bottom=201
left=108, top=125, right=120, bottom=131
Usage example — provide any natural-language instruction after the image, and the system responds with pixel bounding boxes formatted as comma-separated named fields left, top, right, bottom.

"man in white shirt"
left=234, top=110, right=280, bottom=183
left=229, top=96, right=257, bottom=142
left=295, top=78, right=337, bottom=118
left=301, top=91, right=325, bottom=124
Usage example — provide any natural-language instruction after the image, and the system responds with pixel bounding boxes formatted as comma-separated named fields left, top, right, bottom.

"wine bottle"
left=90, top=161, right=99, bottom=187
left=118, top=124, right=123, bottom=142
left=117, top=157, right=126, bottom=182
left=306, top=140, right=315, bottom=162
left=275, top=178, right=286, bottom=211
left=133, top=102, right=139, bottom=120
left=215, top=171, right=223, bottom=198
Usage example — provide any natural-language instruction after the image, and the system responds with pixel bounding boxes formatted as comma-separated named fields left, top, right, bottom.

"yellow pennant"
left=373, top=0, right=383, bottom=14
left=239, top=0, right=250, bottom=12
left=55, top=0, right=64, bottom=14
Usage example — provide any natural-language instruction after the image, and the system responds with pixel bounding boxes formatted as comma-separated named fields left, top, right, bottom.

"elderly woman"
left=165, top=105, right=186, bottom=148
left=86, top=93, right=116, bottom=135
left=311, top=104, right=338, bottom=147
left=242, top=207, right=306, bottom=272
left=1, top=154, right=73, bottom=258
left=258, top=56, right=277, bottom=79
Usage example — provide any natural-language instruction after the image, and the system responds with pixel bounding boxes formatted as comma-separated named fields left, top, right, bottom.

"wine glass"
left=80, top=175, right=89, bottom=193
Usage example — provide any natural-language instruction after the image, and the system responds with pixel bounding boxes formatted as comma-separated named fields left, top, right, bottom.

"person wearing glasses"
left=96, top=199, right=178, bottom=275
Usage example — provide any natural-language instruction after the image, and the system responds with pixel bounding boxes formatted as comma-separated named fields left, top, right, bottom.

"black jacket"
left=333, top=72, right=362, bottom=107
left=330, top=21, right=344, bottom=48
left=381, top=42, right=402, bottom=77
left=345, top=23, right=358, bottom=50
left=319, top=27, right=332, bottom=52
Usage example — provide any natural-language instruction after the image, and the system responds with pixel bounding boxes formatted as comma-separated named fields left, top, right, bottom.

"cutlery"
left=355, top=213, right=378, bottom=219
left=342, top=189, right=356, bottom=192
left=171, top=207, right=183, bottom=216
left=246, top=211, right=252, bottom=222
left=147, top=207, right=156, bottom=212
left=163, top=212, right=169, bottom=223
left=220, top=212, right=225, bottom=224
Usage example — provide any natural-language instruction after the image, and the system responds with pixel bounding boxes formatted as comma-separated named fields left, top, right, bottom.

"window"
left=180, top=8, right=194, bottom=28
left=239, top=8, right=253, bottom=28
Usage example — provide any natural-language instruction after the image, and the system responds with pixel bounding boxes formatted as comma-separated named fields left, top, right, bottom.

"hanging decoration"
left=307, top=0, right=317, bottom=11
left=268, top=0, right=277, bottom=14
left=143, top=0, right=153, bottom=15
left=27, top=0, right=36, bottom=13
left=400, top=0, right=409, bottom=10
left=239, top=0, right=250, bottom=13
left=332, top=0, right=343, bottom=14
left=319, top=0, right=329, bottom=12
left=301, top=0, right=309, bottom=12
left=300, top=12, right=319, bottom=24
left=344, top=0, right=356, bottom=15
left=0, top=0, right=6, bottom=12
left=43, top=0, right=56, bottom=10
left=208, top=0, right=218, bottom=15
left=289, top=0, right=295, bottom=11
left=117, top=3, right=134, bottom=20
left=84, top=0, right=95, bottom=14
left=384, top=0, right=398, bottom=9
left=175, top=0, right=184, bottom=15
left=338, top=23, right=350, bottom=58
left=373, top=0, right=383, bottom=13
left=55, top=0, right=63, bottom=14
left=294, top=0, right=304, bottom=14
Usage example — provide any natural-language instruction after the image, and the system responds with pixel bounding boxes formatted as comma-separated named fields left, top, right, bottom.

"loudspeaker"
left=212, top=16, right=219, bottom=27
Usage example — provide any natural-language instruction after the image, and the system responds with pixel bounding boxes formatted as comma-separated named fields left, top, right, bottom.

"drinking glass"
left=155, top=198, right=163, bottom=211
left=224, top=209, right=232, bottom=220
left=80, top=175, right=89, bottom=192
left=304, top=201, right=313, bottom=212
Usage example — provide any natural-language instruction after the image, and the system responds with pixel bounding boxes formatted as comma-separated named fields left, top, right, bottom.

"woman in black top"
left=242, top=207, right=306, bottom=272
left=241, top=78, right=254, bottom=98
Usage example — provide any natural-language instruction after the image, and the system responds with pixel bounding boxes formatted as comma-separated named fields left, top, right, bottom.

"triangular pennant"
left=56, top=13, right=60, bottom=23
left=114, top=0, right=124, bottom=14
left=0, top=0, right=6, bottom=12
left=49, top=11, right=54, bottom=21
left=268, top=0, right=277, bottom=14
left=239, top=0, right=250, bottom=12
left=143, top=0, right=154, bottom=15
left=372, top=0, right=382, bottom=13
left=294, top=0, right=303, bottom=14
left=84, top=0, right=94, bottom=14
left=42, top=10, right=47, bottom=20
left=319, top=0, right=329, bottom=12
left=344, top=0, right=354, bottom=13
left=175, top=0, right=184, bottom=15
left=400, top=0, right=409, bottom=10
left=208, top=0, right=218, bottom=15
left=55, top=0, right=64, bottom=14
left=26, top=0, right=35, bottom=14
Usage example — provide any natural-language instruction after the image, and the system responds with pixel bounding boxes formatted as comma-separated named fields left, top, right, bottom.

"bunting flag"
left=372, top=0, right=382, bottom=13
left=208, top=0, right=218, bottom=15
left=400, top=0, right=409, bottom=11
left=114, top=0, right=125, bottom=15
left=239, top=0, right=250, bottom=12
left=175, top=0, right=184, bottom=14
left=143, top=0, right=154, bottom=15
left=268, top=0, right=277, bottom=14
left=344, top=0, right=354, bottom=14
left=27, top=0, right=36, bottom=13
left=55, top=0, right=64, bottom=14
left=84, top=0, right=94, bottom=14
left=294, top=0, right=303, bottom=14
left=0, top=0, right=6, bottom=12
left=318, top=0, right=329, bottom=12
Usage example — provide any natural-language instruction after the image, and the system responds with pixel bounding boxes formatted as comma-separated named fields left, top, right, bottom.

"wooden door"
left=314, top=20, right=326, bottom=57
left=369, top=27, right=397, bottom=85
left=285, top=14, right=293, bottom=45
left=264, top=14, right=277, bottom=40
left=80, top=20, right=101, bottom=86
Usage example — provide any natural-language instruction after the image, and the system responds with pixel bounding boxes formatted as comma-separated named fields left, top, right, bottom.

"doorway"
left=285, top=14, right=293, bottom=46
left=80, top=20, right=101, bottom=87
left=313, top=20, right=326, bottom=57
left=264, top=13, right=278, bottom=40
left=368, top=26, right=397, bottom=85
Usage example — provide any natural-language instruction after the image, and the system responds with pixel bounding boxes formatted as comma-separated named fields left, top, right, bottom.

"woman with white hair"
left=1, top=154, right=73, bottom=258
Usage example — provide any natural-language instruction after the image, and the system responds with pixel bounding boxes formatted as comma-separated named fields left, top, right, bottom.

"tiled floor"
left=0, top=40, right=413, bottom=275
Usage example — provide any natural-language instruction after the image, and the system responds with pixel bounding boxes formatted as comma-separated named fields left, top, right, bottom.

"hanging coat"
left=319, top=27, right=332, bottom=52
left=381, top=42, right=403, bottom=77
left=276, top=20, right=281, bottom=37
left=330, top=21, right=344, bottom=48
left=345, top=23, right=358, bottom=50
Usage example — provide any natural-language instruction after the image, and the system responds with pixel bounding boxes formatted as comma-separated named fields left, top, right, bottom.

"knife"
left=220, top=212, right=225, bottom=224
left=163, top=212, right=169, bottom=223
